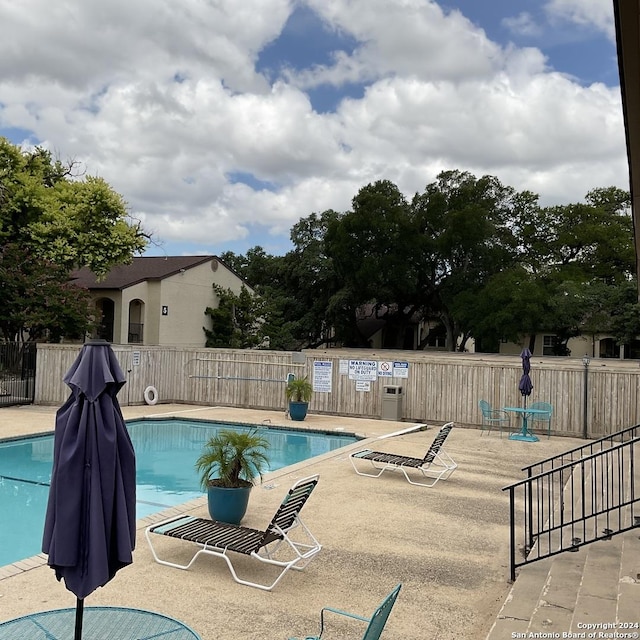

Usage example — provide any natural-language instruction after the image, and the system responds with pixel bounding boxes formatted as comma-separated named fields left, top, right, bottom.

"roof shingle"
left=72, top=256, right=218, bottom=290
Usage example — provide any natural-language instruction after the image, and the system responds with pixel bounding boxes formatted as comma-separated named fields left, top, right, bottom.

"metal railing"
left=128, top=323, right=144, bottom=344
left=524, top=425, right=640, bottom=476
left=0, top=342, right=36, bottom=407
left=503, top=427, right=640, bottom=582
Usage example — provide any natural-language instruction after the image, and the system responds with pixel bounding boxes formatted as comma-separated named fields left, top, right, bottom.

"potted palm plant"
left=195, top=428, right=270, bottom=525
left=286, top=376, right=313, bottom=421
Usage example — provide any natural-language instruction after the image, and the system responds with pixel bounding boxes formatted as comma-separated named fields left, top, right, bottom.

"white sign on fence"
left=378, top=361, right=393, bottom=377
left=393, top=361, right=409, bottom=378
left=348, top=360, right=378, bottom=381
left=313, top=361, right=333, bottom=393
left=355, top=380, right=371, bottom=392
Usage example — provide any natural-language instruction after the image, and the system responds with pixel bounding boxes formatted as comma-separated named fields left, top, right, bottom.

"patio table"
left=502, top=407, right=550, bottom=442
left=0, top=606, right=201, bottom=640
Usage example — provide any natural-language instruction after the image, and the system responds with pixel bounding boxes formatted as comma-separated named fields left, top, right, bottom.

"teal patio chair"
left=479, top=400, right=510, bottom=437
left=529, top=401, right=553, bottom=438
left=289, top=583, right=401, bottom=640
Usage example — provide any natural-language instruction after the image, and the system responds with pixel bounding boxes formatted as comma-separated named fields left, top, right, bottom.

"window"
left=542, top=335, right=557, bottom=356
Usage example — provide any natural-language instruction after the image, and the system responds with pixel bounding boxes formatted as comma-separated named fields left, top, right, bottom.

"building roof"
left=72, top=256, right=219, bottom=290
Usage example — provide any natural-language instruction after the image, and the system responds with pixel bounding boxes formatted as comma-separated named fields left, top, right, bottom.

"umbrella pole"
left=74, top=598, right=84, bottom=640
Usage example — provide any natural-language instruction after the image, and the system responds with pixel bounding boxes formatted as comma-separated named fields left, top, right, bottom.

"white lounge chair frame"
left=349, top=422, right=457, bottom=487
left=145, top=474, right=321, bottom=591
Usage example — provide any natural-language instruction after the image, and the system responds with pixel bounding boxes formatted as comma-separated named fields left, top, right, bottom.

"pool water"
left=0, top=418, right=357, bottom=567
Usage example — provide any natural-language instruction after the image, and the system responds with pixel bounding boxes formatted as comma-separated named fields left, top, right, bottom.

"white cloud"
left=502, top=12, right=545, bottom=38
left=0, top=0, right=627, bottom=255
left=295, top=0, right=503, bottom=87
left=544, top=0, right=615, bottom=41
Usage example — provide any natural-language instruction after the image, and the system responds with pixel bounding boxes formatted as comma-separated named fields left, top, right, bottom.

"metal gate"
left=0, top=342, right=36, bottom=407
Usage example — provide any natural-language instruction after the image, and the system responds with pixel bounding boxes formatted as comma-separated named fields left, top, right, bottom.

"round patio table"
left=0, top=606, right=201, bottom=639
left=503, top=406, right=549, bottom=442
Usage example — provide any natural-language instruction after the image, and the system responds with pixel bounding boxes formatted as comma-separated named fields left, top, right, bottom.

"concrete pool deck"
left=0, top=404, right=592, bottom=639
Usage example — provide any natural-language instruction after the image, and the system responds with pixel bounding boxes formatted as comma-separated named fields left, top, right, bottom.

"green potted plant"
left=195, top=428, right=270, bottom=525
left=286, top=376, right=313, bottom=421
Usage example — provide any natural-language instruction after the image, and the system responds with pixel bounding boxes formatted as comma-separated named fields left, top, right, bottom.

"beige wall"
left=89, top=259, right=250, bottom=347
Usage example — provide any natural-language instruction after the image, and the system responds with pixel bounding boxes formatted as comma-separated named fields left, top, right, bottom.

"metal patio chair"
left=478, top=400, right=510, bottom=437
left=288, top=583, right=402, bottom=640
left=528, top=401, right=553, bottom=438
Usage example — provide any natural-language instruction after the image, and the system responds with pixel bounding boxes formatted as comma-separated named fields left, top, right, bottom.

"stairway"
left=487, top=438, right=640, bottom=638
left=486, top=525, right=640, bottom=638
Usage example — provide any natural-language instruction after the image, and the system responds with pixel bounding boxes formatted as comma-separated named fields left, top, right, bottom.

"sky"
left=0, top=0, right=626, bottom=258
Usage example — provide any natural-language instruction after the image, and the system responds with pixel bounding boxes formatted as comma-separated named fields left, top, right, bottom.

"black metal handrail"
left=523, top=424, right=640, bottom=477
left=503, top=433, right=640, bottom=582
left=0, top=342, right=36, bottom=407
left=128, top=323, right=144, bottom=344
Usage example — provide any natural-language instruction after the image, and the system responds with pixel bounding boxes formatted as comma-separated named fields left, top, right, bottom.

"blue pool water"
left=0, top=418, right=357, bottom=567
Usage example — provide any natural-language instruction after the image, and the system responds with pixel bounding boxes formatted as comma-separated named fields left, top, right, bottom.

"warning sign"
left=348, top=360, right=377, bottom=381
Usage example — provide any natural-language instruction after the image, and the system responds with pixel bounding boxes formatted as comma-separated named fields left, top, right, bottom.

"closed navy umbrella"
left=42, top=340, right=136, bottom=640
left=518, top=347, right=533, bottom=408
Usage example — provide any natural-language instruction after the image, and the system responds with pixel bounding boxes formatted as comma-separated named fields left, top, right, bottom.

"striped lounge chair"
left=145, top=474, right=321, bottom=591
left=349, top=422, right=457, bottom=487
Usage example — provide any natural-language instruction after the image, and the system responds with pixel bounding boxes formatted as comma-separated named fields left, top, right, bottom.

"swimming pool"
left=0, top=418, right=358, bottom=568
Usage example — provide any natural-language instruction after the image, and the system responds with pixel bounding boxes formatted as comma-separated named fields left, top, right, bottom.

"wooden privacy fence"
left=33, top=345, right=640, bottom=438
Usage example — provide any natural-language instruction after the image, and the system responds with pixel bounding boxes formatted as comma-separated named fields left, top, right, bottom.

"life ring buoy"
left=143, top=385, right=158, bottom=406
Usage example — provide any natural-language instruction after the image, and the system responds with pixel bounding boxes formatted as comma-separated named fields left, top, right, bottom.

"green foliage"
left=0, top=139, right=147, bottom=277
left=0, top=137, right=148, bottom=341
left=216, top=172, right=636, bottom=354
left=285, top=376, right=313, bottom=403
left=204, top=284, right=265, bottom=348
left=28, top=176, right=147, bottom=277
left=0, top=243, right=96, bottom=342
left=225, top=212, right=342, bottom=351
left=194, top=428, right=270, bottom=489
left=324, top=181, right=419, bottom=348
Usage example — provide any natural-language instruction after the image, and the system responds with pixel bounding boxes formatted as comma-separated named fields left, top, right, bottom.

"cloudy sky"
left=0, top=0, right=625, bottom=257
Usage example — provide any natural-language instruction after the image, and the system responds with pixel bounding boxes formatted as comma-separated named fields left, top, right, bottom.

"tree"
left=0, top=243, right=96, bottom=342
left=220, top=247, right=302, bottom=350
left=0, top=137, right=148, bottom=341
left=451, top=267, right=548, bottom=352
left=225, top=212, right=343, bottom=351
left=204, top=285, right=264, bottom=348
left=325, top=181, right=421, bottom=347
left=280, top=210, right=341, bottom=349
left=411, top=171, right=522, bottom=350
left=506, top=186, right=634, bottom=350
left=1, top=139, right=147, bottom=277
left=220, top=175, right=635, bottom=355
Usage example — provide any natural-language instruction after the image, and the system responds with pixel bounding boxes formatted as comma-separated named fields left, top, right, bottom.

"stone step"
left=486, top=528, right=639, bottom=639
left=527, top=547, right=589, bottom=633
left=569, top=533, right=624, bottom=629
left=617, top=514, right=640, bottom=622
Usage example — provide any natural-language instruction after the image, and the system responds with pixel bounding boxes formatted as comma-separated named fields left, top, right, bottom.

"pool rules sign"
left=313, top=361, right=332, bottom=393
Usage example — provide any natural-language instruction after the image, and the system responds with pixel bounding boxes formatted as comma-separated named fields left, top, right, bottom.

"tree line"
left=1, top=136, right=635, bottom=352
left=213, top=171, right=637, bottom=354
